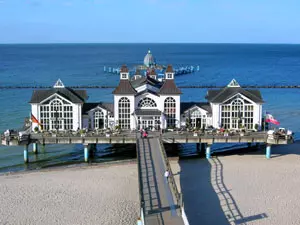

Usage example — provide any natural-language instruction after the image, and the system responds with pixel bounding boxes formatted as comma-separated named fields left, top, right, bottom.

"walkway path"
left=137, top=137, right=184, bottom=225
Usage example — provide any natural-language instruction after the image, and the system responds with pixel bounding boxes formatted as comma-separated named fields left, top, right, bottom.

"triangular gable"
left=183, top=105, right=209, bottom=114
left=222, top=93, right=256, bottom=105
left=227, top=79, right=240, bottom=87
left=53, top=79, right=65, bottom=88
left=39, top=93, right=73, bottom=105
left=87, top=105, right=108, bottom=113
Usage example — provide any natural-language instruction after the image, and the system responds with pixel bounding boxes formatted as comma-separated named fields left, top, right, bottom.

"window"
left=220, top=96, right=254, bottom=129
left=118, top=97, right=130, bottom=129
left=167, top=73, right=172, bottom=79
left=138, top=97, right=157, bottom=108
left=121, top=73, right=127, bottom=79
left=94, top=110, right=104, bottom=129
left=39, top=97, right=73, bottom=131
left=190, top=109, right=206, bottom=129
left=164, top=97, right=176, bottom=127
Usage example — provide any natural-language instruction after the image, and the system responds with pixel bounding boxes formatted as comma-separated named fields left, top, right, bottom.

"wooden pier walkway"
left=137, top=137, right=185, bottom=225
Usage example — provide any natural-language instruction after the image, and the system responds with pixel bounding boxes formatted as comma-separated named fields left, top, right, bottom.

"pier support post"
left=84, top=144, right=89, bottom=162
left=206, top=144, right=211, bottom=159
left=266, top=144, right=272, bottom=159
left=33, top=143, right=38, bottom=154
left=24, top=145, right=29, bottom=163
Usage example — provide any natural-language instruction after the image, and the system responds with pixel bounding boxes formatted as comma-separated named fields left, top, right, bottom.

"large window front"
left=39, top=97, right=73, bottom=131
left=94, top=110, right=104, bottom=129
left=221, top=97, right=254, bottom=129
left=164, top=97, right=176, bottom=128
left=118, top=97, right=130, bottom=129
left=138, top=97, right=157, bottom=108
left=190, top=110, right=206, bottom=129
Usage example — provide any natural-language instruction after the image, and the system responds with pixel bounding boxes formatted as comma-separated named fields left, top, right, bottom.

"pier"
left=1, top=130, right=293, bottom=162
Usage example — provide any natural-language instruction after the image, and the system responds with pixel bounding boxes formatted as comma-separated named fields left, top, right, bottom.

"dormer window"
left=121, top=73, right=129, bottom=80
left=167, top=73, right=173, bottom=79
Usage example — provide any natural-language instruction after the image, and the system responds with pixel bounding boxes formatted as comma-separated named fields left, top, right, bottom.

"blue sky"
left=0, top=0, right=300, bottom=43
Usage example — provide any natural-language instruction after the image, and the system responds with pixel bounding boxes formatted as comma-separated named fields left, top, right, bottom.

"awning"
left=134, top=109, right=162, bottom=116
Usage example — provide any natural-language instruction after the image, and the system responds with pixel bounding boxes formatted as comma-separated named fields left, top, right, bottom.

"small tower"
left=120, top=65, right=129, bottom=80
left=149, top=68, right=157, bottom=80
left=165, top=65, right=174, bottom=80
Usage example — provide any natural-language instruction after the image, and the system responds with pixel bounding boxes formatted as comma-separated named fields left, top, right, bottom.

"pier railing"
left=158, top=138, right=183, bottom=210
left=136, top=137, right=146, bottom=225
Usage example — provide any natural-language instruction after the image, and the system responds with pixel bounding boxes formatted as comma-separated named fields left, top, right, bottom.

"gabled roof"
left=135, top=89, right=160, bottom=97
left=130, top=76, right=162, bottom=89
left=29, top=87, right=87, bottom=104
left=180, top=102, right=212, bottom=114
left=158, top=79, right=182, bottom=95
left=206, top=87, right=263, bottom=103
left=120, top=65, right=129, bottom=73
left=165, top=65, right=174, bottom=73
left=112, top=80, right=137, bottom=95
left=82, top=102, right=114, bottom=115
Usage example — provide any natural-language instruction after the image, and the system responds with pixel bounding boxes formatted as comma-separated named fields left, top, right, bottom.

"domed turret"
left=143, top=49, right=156, bottom=68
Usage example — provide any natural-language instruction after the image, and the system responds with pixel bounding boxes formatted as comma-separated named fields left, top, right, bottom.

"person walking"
left=164, top=170, right=170, bottom=182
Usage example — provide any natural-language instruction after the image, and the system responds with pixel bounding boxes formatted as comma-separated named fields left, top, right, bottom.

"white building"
left=29, top=63, right=264, bottom=132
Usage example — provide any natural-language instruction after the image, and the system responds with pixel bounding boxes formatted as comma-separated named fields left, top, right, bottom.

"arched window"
left=50, top=99, right=63, bottom=130
left=94, top=110, right=104, bottom=129
left=138, top=97, right=157, bottom=108
left=231, top=98, right=244, bottom=129
left=118, top=97, right=130, bottom=129
left=164, top=97, right=176, bottom=127
left=191, top=110, right=202, bottom=128
left=39, top=97, right=73, bottom=131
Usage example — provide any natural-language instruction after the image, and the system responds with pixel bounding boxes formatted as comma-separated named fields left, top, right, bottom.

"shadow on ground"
left=178, top=148, right=270, bottom=224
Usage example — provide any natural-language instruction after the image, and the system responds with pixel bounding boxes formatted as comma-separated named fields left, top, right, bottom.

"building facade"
left=29, top=64, right=263, bottom=132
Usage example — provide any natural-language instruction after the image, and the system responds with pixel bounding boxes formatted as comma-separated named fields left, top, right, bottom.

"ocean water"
left=0, top=43, right=299, bottom=173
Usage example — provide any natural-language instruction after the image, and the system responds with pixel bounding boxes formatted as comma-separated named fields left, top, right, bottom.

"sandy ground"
left=1, top=142, right=300, bottom=225
left=0, top=162, right=139, bottom=225
left=171, top=142, right=300, bottom=225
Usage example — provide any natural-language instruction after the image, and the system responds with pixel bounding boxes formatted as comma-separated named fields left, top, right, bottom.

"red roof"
left=158, top=80, right=182, bottom=95
left=120, top=65, right=129, bottom=73
left=112, top=80, right=137, bottom=95
left=165, top=65, right=174, bottom=73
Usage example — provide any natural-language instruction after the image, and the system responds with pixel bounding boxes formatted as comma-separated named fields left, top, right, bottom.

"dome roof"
left=143, top=50, right=155, bottom=67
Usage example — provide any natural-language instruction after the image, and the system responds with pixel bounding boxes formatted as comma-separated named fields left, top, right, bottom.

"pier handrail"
left=136, top=134, right=147, bottom=225
left=158, top=138, right=183, bottom=210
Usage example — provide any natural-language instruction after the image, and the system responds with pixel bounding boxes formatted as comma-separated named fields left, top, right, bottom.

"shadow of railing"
left=179, top=156, right=268, bottom=225
left=211, top=157, right=267, bottom=224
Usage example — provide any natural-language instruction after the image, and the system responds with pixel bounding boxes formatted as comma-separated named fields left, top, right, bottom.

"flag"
left=31, top=113, right=43, bottom=130
left=31, top=114, right=40, bottom=124
left=265, top=113, right=280, bottom=125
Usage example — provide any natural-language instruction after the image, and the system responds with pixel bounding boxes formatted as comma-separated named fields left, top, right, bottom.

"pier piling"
left=24, top=145, right=29, bottom=163
left=266, top=144, right=272, bottom=159
left=84, top=144, right=89, bottom=162
left=33, top=143, right=38, bottom=154
left=206, top=145, right=211, bottom=159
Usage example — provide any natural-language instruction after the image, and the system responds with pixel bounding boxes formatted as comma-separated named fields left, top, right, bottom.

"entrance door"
left=196, top=118, right=201, bottom=128
left=141, top=117, right=154, bottom=129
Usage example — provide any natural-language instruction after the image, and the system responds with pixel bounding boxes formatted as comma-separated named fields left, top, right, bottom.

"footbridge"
left=136, top=137, right=188, bottom=225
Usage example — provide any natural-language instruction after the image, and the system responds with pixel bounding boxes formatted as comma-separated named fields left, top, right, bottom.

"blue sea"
left=0, top=43, right=300, bottom=173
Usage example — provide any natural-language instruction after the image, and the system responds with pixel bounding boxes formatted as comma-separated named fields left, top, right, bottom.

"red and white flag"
left=265, top=113, right=280, bottom=125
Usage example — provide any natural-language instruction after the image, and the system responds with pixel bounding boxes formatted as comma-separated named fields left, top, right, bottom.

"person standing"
left=164, top=170, right=169, bottom=182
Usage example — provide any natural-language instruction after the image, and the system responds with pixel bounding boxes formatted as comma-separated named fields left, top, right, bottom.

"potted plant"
left=79, top=129, right=86, bottom=137
left=33, top=126, right=39, bottom=133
